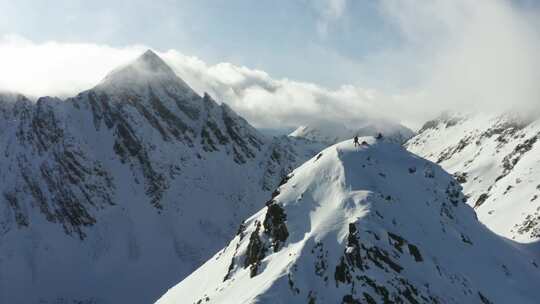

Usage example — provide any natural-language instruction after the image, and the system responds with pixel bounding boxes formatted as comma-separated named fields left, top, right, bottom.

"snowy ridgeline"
left=157, top=138, right=540, bottom=304
left=0, top=50, right=325, bottom=304
left=406, top=112, right=540, bottom=243
left=2, top=49, right=540, bottom=304
left=289, top=122, right=414, bottom=146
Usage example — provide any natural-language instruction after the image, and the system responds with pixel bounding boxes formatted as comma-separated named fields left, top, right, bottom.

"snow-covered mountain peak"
left=157, top=137, right=540, bottom=304
left=98, top=49, right=195, bottom=96
left=136, top=49, right=175, bottom=73
left=0, top=49, right=330, bottom=303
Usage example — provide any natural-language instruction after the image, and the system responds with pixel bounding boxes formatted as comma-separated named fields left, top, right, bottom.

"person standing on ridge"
left=353, top=135, right=359, bottom=147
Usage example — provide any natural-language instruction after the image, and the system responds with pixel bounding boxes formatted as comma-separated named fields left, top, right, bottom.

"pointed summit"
left=140, top=49, right=161, bottom=60
left=97, top=49, right=195, bottom=95
left=134, top=49, right=176, bottom=74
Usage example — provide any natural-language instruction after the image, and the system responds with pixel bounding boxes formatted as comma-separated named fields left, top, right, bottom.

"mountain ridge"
left=289, top=121, right=414, bottom=145
left=157, top=137, right=540, bottom=304
left=0, top=50, right=321, bottom=304
left=406, top=111, right=540, bottom=243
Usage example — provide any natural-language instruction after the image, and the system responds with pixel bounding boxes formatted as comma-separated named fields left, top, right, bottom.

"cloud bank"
left=0, top=35, right=146, bottom=98
left=162, top=50, right=399, bottom=130
left=0, top=34, right=408, bottom=130
left=378, top=0, right=540, bottom=117
left=1, top=0, right=539, bottom=130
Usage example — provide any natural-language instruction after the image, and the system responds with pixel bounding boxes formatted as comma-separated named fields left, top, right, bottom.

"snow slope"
left=289, top=121, right=414, bottom=145
left=0, top=51, right=322, bottom=304
left=406, top=112, right=540, bottom=243
left=157, top=137, right=540, bottom=304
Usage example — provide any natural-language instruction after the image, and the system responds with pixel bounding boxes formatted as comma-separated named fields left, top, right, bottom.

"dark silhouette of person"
left=353, top=135, right=359, bottom=147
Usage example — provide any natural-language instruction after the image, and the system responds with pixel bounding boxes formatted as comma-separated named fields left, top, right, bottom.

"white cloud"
left=187, top=0, right=540, bottom=128
left=162, top=49, right=397, bottom=129
left=0, top=35, right=146, bottom=98
left=0, top=34, right=411, bottom=130
left=378, top=0, right=540, bottom=115
left=1, top=0, right=539, bottom=131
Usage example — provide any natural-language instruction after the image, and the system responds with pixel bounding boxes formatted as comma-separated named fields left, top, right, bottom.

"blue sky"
left=0, top=0, right=401, bottom=88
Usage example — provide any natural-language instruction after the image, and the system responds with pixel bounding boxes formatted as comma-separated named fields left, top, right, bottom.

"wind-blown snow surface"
left=289, top=121, right=414, bottom=146
left=157, top=138, right=540, bottom=304
left=406, top=112, right=540, bottom=243
left=0, top=51, right=323, bottom=304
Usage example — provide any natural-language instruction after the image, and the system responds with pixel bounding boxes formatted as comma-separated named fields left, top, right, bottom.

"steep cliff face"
left=0, top=51, right=321, bottom=304
left=157, top=138, right=540, bottom=304
left=406, top=112, right=540, bottom=243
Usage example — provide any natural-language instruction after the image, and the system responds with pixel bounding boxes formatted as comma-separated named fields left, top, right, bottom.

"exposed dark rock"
left=446, top=182, right=463, bottom=206
left=307, top=291, right=317, bottom=304
left=437, top=136, right=472, bottom=164
left=342, top=294, right=362, bottom=304
left=206, top=120, right=229, bottom=145
left=244, top=221, right=267, bottom=277
left=345, top=223, right=364, bottom=270
left=418, top=119, right=440, bottom=133
left=454, top=172, right=468, bottom=184
left=334, top=256, right=352, bottom=285
left=496, top=134, right=539, bottom=182
left=201, top=127, right=218, bottom=152
left=478, top=292, right=493, bottom=304
left=408, top=243, right=423, bottom=262
left=515, top=208, right=540, bottom=239
left=474, top=193, right=489, bottom=209
left=388, top=232, right=405, bottom=253
left=287, top=269, right=300, bottom=294
left=278, top=174, right=293, bottom=187
left=312, top=242, right=328, bottom=279
left=263, top=203, right=289, bottom=252
left=3, top=192, right=28, bottom=228
left=364, top=245, right=403, bottom=273
left=221, top=104, right=263, bottom=164
left=461, top=233, right=473, bottom=245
